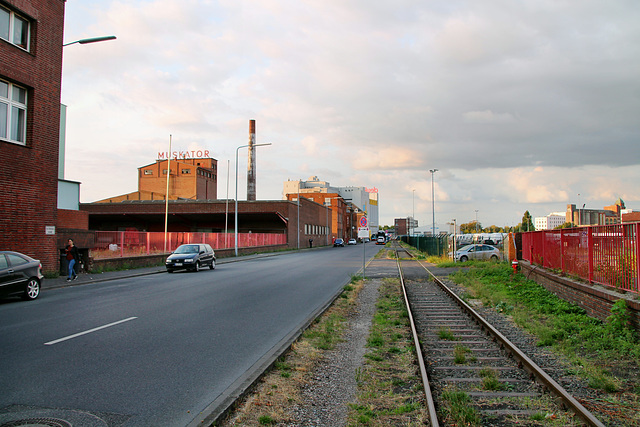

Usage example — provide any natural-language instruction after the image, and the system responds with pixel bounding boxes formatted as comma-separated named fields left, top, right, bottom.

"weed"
left=257, top=414, right=276, bottom=425
left=438, top=326, right=457, bottom=340
left=479, top=368, right=505, bottom=391
left=454, top=345, right=472, bottom=364
left=441, top=388, right=480, bottom=426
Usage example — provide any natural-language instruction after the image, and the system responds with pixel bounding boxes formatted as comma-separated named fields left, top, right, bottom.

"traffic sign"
left=359, top=216, right=368, bottom=227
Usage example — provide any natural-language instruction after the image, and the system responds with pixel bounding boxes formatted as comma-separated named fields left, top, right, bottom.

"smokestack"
left=247, top=119, right=256, bottom=201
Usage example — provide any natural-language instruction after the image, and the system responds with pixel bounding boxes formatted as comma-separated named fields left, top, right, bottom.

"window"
left=0, top=79, right=27, bottom=145
left=181, top=169, right=191, bottom=174
left=144, top=170, right=153, bottom=175
left=0, top=5, right=30, bottom=50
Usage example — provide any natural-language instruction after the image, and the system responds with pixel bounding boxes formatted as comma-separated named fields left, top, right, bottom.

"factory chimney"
left=247, top=119, right=256, bottom=201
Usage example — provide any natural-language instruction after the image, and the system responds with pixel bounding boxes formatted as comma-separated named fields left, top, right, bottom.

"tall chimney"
left=247, top=119, right=256, bottom=201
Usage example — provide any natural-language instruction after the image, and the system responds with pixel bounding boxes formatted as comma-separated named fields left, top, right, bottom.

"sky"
left=61, top=0, right=640, bottom=231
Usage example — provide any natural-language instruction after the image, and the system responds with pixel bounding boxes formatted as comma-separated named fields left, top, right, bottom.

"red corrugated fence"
left=92, top=231, right=286, bottom=259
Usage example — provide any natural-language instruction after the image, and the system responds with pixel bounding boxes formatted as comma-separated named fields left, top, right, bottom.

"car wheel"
left=194, top=261, right=201, bottom=272
left=23, top=278, right=40, bottom=300
left=209, top=259, right=216, bottom=270
left=167, top=268, right=174, bottom=273
left=490, top=255, right=499, bottom=261
left=460, top=255, right=468, bottom=262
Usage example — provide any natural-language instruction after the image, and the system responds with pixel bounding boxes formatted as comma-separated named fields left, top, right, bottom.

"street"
left=0, top=244, right=382, bottom=426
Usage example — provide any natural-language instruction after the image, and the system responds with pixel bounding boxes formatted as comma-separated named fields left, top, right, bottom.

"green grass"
left=441, top=388, right=480, bottom=426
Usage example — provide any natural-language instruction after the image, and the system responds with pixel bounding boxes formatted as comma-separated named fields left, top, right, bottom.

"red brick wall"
left=520, top=262, right=640, bottom=331
left=57, top=209, right=89, bottom=230
left=0, top=0, right=65, bottom=272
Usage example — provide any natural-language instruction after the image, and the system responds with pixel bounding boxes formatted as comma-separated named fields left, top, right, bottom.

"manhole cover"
left=0, top=418, right=72, bottom=427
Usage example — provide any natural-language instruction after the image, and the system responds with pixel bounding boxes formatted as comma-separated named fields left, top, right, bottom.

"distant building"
left=283, top=176, right=380, bottom=235
left=534, top=213, right=566, bottom=230
left=394, top=217, right=417, bottom=235
left=95, top=157, right=218, bottom=202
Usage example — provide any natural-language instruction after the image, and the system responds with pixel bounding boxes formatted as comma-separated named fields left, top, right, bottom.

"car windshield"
left=174, top=245, right=200, bottom=254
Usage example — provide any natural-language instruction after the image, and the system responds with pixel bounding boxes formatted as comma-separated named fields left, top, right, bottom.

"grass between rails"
left=446, top=262, right=640, bottom=426
left=346, top=278, right=428, bottom=426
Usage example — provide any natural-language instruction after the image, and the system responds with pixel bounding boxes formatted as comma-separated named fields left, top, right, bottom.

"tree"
left=521, top=211, right=534, bottom=232
left=460, top=221, right=482, bottom=234
left=554, top=222, right=575, bottom=229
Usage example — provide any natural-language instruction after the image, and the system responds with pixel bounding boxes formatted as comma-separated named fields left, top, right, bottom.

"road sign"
left=359, top=217, right=368, bottom=227
left=358, top=227, right=369, bottom=238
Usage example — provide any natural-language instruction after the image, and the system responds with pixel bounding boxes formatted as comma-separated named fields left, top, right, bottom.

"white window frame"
left=0, top=5, right=30, bottom=51
left=0, top=78, right=27, bottom=145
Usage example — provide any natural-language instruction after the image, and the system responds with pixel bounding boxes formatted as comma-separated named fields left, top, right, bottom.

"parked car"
left=450, top=244, right=500, bottom=262
left=376, top=236, right=386, bottom=245
left=166, top=244, right=216, bottom=272
left=333, top=238, right=345, bottom=247
left=0, top=251, right=43, bottom=301
left=347, top=238, right=357, bottom=245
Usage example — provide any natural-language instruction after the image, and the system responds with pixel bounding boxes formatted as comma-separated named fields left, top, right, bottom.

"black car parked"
left=0, top=251, right=43, bottom=301
left=333, top=238, right=345, bottom=247
left=166, top=244, right=216, bottom=272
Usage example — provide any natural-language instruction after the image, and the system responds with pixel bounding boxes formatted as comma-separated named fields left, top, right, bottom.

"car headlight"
left=184, top=258, right=195, bottom=263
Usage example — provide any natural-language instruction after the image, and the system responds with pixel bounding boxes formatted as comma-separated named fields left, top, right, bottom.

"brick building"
left=81, top=198, right=331, bottom=249
left=0, top=0, right=65, bottom=272
left=286, top=192, right=349, bottom=242
left=95, top=158, right=218, bottom=202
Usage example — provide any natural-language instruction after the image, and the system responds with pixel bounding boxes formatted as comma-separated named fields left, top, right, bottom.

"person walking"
left=65, top=238, right=79, bottom=281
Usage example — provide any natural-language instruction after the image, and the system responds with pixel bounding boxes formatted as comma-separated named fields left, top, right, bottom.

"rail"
left=394, top=241, right=605, bottom=426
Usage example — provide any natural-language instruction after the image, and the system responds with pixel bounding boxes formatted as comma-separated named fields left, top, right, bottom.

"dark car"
left=166, top=244, right=216, bottom=272
left=0, top=251, right=43, bottom=301
left=333, top=238, right=345, bottom=247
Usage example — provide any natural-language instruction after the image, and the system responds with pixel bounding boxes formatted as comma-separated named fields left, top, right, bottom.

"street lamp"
left=430, top=169, right=438, bottom=237
left=63, top=36, right=116, bottom=47
left=412, top=189, right=415, bottom=236
left=235, top=142, right=271, bottom=256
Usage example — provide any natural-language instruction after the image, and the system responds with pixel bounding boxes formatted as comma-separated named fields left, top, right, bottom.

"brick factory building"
left=95, top=157, right=219, bottom=203
left=0, top=0, right=66, bottom=272
left=81, top=197, right=332, bottom=249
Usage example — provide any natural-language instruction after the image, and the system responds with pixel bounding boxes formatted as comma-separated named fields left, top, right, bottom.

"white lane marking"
left=45, top=317, right=138, bottom=345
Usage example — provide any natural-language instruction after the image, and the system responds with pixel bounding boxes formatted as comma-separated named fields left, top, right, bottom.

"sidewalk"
left=44, top=251, right=285, bottom=291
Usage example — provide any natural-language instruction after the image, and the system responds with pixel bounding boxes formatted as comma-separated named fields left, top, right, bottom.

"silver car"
left=452, top=244, right=500, bottom=262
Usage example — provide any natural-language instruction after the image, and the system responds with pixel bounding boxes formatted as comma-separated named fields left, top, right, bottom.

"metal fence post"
left=587, top=228, right=594, bottom=284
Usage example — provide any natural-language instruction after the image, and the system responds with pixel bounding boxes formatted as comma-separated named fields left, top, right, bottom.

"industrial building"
left=1, top=0, right=66, bottom=272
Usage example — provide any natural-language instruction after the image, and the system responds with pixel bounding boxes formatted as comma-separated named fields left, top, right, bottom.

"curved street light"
left=63, top=36, right=117, bottom=47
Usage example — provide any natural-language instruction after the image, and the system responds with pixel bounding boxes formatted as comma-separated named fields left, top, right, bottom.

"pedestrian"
left=309, top=238, right=313, bottom=248
left=65, top=238, right=79, bottom=281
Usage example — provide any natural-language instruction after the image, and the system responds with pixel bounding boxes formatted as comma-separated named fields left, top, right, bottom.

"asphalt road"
left=0, top=244, right=383, bottom=426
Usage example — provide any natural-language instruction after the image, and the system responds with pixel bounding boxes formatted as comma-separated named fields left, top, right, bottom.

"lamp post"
left=412, top=189, right=415, bottom=237
left=474, top=209, right=479, bottom=251
left=235, top=142, right=271, bottom=256
left=63, top=35, right=116, bottom=47
left=430, top=169, right=438, bottom=237
left=452, top=219, right=457, bottom=262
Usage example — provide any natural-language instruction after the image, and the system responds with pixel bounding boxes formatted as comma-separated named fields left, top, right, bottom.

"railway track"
left=393, top=243, right=605, bottom=426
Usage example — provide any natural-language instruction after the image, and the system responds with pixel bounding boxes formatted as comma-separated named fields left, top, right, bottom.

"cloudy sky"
left=61, top=0, right=640, bottom=231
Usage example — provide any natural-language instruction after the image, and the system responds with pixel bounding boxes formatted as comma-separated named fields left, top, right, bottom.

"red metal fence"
left=92, top=231, right=287, bottom=259
left=522, top=223, right=640, bottom=294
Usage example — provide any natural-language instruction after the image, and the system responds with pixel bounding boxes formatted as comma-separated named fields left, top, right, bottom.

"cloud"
left=61, top=0, right=640, bottom=228
left=463, top=110, right=515, bottom=124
